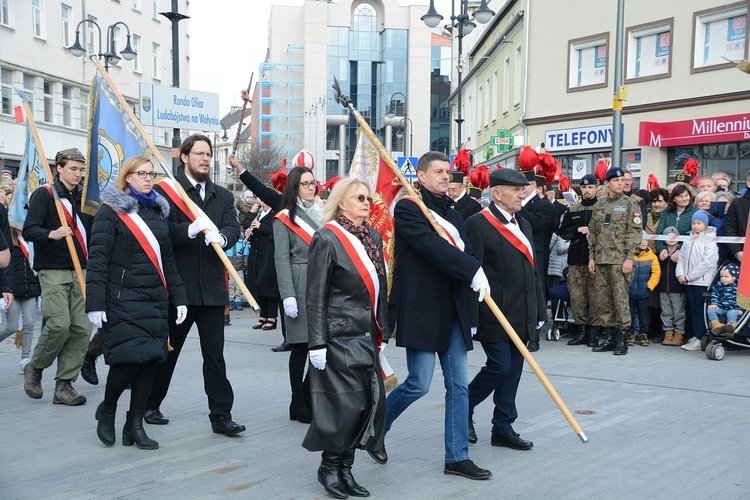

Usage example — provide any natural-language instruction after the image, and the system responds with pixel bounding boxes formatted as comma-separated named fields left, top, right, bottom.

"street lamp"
left=396, top=116, right=413, bottom=157
left=386, top=91, right=410, bottom=155
left=68, top=20, right=137, bottom=73
left=422, top=0, right=495, bottom=152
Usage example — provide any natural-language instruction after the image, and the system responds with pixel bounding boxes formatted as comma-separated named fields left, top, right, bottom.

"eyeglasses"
left=352, top=194, right=373, bottom=204
left=300, top=181, right=317, bottom=189
left=190, top=151, right=213, bottom=158
left=130, top=171, right=157, bottom=179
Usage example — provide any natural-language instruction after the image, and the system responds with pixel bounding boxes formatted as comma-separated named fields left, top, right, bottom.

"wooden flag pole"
left=22, top=101, right=87, bottom=299
left=92, top=59, right=258, bottom=310
left=333, top=78, right=588, bottom=443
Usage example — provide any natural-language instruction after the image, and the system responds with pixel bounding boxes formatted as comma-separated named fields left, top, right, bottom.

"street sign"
left=139, top=83, right=221, bottom=132
left=397, top=156, right=418, bottom=179
left=490, top=129, right=514, bottom=154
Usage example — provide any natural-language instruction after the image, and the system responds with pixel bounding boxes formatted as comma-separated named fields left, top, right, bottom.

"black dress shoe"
left=143, top=408, right=169, bottom=425
left=262, top=320, right=277, bottom=330
left=271, top=342, right=292, bottom=352
left=367, top=448, right=387, bottom=464
left=444, top=459, right=492, bottom=480
left=211, top=417, right=246, bottom=436
left=527, top=340, right=540, bottom=352
left=468, top=419, right=478, bottom=444
left=491, top=431, right=533, bottom=450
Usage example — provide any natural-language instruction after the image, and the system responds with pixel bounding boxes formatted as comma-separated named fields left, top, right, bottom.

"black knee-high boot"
left=318, top=451, right=348, bottom=499
left=340, top=449, right=370, bottom=497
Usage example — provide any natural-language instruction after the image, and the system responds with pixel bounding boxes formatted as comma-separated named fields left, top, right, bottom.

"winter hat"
left=242, top=190, right=253, bottom=200
left=691, top=209, right=710, bottom=227
left=723, top=263, right=740, bottom=282
left=663, top=226, right=679, bottom=236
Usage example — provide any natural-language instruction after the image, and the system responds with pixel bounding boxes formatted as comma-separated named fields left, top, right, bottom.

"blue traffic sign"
left=397, top=156, right=419, bottom=179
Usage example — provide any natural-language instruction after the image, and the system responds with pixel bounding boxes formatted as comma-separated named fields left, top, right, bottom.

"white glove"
left=537, top=321, right=546, bottom=330
left=309, top=348, right=327, bottom=370
left=283, top=297, right=298, bottom=318
left=204, top=230, right=225, bottom=247
left=470, top=267, right=491, bottom=302
left=471, top=327, right=477, bottom=338
left=88, top=311, right=107, bottom=329
left=175, top=305, right=188, bottom=325
left=188, top=217, right=213, bottom=239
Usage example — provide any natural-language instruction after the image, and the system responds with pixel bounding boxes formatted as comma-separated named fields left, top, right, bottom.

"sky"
left=189, top=0, right=454, bottom=114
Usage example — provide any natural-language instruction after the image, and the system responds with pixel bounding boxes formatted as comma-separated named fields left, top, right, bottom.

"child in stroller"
left=703, top=262, right=750, bottom=360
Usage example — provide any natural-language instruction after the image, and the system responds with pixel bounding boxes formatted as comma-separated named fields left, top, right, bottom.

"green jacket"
left=588, top=192, right=643, bottom=265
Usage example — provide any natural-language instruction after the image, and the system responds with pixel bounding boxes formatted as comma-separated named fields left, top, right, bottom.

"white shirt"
left=185, top=173, right=206, bottom=200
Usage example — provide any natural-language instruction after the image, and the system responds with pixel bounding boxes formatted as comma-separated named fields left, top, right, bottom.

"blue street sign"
left=397, top=156, right=419, bottom=179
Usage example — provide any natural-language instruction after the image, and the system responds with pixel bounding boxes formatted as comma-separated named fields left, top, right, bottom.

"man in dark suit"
left=465, top=168, right=547, bottom=451
left=448, top=171, right=481, bottom=220
left=518, top=172, right=558, bottom=351
left=145, top=134, right=245, bottom=436
left=386, top=151, right=492, bottom=480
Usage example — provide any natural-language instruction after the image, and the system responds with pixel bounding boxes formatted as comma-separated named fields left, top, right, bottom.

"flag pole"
left=91, top=59, right=258, bottom=310
left=333, top=78, right=587, bottom=444
left=21, top=101, right=87, bottom=300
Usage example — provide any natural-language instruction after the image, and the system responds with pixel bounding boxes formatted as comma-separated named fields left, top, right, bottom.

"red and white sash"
left=480, top=208, right=534, bottom=266
left=116, top=212, right=168, bottom=291
left=157, top=178, right=195, bottom=221
left=275, top=209, right=315, bottom=246
left=43, top=185, right=87, bottom=260
left=402, top=196, right=465, bottom=251
left=18, top=236, right=30, bottom=262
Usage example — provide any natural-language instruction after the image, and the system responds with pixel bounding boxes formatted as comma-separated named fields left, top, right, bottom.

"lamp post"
left=386, top=91, right=409, bottom=155
left=396, top=117, right=413, bottom=156
left=421, top=0, right=495, bottom=153
left=68, top=19, right=137, bottom=73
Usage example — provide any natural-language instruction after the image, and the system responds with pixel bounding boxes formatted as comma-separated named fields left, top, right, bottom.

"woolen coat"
left=247, top=209, right=279, bottom=297
left=465, top=205, right=547, bottom=343
left=302, top=224, right=387, bottom=454
left=153, top=172, right=240, bottom=306
left=451, top=192, right=482, bottom=220
left=85, top=187, right=187, bottom=366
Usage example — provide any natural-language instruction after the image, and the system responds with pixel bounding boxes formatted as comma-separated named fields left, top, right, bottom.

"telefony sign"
left=139, top=84, right=221, bottom=132
left=544, top=124, right=619, bottom=152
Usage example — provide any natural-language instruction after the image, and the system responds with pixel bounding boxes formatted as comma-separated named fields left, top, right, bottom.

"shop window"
left=625, top=18, right=673, bottom=83
left=567, top=32, right=609, bottom=92
left=692, top=2, right=747, bottom=73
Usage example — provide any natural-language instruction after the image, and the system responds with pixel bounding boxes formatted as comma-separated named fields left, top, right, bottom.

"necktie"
left=510, top=216, right=517, bottom=225
left=195, top=183, right=203, bottom=201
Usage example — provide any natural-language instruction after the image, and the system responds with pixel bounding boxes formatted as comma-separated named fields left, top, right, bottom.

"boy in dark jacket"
left=658, top=226, right=686, bottom=346
left=628, top=234, right=660, bottom=346
left=707, top=262, right=745, bottom=337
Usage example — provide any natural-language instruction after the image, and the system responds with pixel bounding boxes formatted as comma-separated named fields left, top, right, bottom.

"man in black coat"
left=145, top=134, right=245, bottom=436
left=465, top=168, right=546, bottom=451
left=448, top=171, right=481, bottom=220
left=386, top=151, right=492, bottom=481
left=723, top=170, right=750, bottom=262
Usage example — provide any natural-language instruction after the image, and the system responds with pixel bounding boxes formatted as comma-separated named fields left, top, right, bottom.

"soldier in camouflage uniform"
left=557, top=174, right=599, bottom=346
left=587, top=167, right=643, bottom=355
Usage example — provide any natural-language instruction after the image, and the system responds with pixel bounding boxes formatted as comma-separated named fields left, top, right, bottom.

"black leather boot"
left=567, top=324, right=588, bottom=346
left=123, top=412, right=159, bottom=450
left=318, top=451, right=348, bottom=499
left=341, top=449, right=370, bottom=497
left=289, top=389, right=312, bottom=423
left=613, top=330, right=629, bottom=355
left=95, top=401, right=116, bottom=446
left=586, top=326, right=600, bottom=347
left=592, top=327, right=617, bottom=352
left=81, top=353, right=99, bottom=385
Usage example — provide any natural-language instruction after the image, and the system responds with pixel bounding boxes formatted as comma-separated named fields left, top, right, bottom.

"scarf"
left=336, top=215, right=384, bottom=276
left=297, top=197, right=325, bottom=227
left=651, top=210, right=662, bottom=225
left=127, top=184, right=157, bottom=208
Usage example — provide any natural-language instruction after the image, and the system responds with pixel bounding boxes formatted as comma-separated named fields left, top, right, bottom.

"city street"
left=2, top=308, right=749, bottom=499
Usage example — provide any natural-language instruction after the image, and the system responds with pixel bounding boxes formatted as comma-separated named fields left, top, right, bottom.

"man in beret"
left=448, top=171, right=481, bottom=220
left=465, top=168, right=546, bottom=451
left=587, top=166, right=643, bottom=355
left=23, top=148, right=93, bottom=405
left=557, top=174, right=599, bottom=346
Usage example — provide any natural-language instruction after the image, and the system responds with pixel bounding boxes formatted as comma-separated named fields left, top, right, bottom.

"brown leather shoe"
left=23, top=364, right=43, bottom=399
left=53, top=380, right=86, bottom=406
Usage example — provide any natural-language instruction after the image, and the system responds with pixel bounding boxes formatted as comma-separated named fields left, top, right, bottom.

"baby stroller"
left=701, top=261, right=750, bottom=360
left=546, top=271, right=575, bottom=341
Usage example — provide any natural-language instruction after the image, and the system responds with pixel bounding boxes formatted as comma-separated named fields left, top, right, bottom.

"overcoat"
left=518, top=193, right=557, bottom=282
left=248, top=208, right=279, bottom=297
left=303, top=224, right=387, bottom=454
left=85, top=186, right=187, bottom=366
left=451, top=192, right=481, bottom=220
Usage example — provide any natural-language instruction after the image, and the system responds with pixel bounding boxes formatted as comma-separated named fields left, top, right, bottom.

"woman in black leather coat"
left=303, top=178, right=388, bottom=499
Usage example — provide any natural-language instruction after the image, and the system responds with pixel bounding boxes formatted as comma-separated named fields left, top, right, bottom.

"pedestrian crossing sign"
left=397, top=156, right=418, bottom=179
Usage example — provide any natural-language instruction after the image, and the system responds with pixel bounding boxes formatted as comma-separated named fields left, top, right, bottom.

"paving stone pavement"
left=2, top=308, right=749, bottom=499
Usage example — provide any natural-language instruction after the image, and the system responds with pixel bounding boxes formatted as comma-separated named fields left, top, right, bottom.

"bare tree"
left=236, top=144, right=286, bottom=182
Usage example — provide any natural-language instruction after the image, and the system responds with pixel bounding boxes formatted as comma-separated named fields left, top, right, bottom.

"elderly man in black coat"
left=145, top=134, right=244, bottom=436
left=465, top=168, right=547, bottom=451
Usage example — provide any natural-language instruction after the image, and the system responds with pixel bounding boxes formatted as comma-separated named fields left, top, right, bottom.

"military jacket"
left=588, top=192, right=642, bottom=265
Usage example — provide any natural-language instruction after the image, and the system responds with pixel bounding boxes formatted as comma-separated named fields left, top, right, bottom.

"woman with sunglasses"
left=304, top=177, right=387, bottom=499
left=86, top=156, right=187, bottom=450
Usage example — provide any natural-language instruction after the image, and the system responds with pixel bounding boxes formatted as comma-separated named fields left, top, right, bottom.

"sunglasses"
left=300, top=181, right=317, bottom=189
left=352, top=194, right=373, bottom=204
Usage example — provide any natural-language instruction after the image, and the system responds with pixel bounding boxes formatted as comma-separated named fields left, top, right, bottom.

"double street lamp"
left=68, top=20, right=137, bottom=73
left=421, top=0, right=495, bottom=152
left=386, top=91, right=412, bottom=156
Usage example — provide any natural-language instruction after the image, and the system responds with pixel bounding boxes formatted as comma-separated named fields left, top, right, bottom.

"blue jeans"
left=707, top=307, right=739, bottom=324
left=386, top=319, right=469, bottom=463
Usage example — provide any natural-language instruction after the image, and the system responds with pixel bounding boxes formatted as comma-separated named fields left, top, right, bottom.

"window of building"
left=484, top=77, right=490, bottom=128
left=43, top=80, right=53, bottom=123
left=86, top=15, right=97, bottom=55
left=514, top=44, right=522, bottom=106
left=133, top=0, right=141, bottom=12
left=22, top=73, right=34, bottom=114
left=491, top=69, right=498, bottom=123
left=502, top=57, right=510, bottom=115
left=0, top=68, right=11, bottom=116
left=692, top=2, right=747, bottom=73
left=152, top=0, right=159, bottom=19
left=61, top=4, right=72, bottom=47
left=132, top=34, right=141, bottom=73
left=152, top=42, right=161, bottom=80
left=110, top=26, right=121, bottom=66
left=477, top=85, right=483, bottom=133
left=568, top=32, right=609, bottom=92
left=31, top=0, right=44, bottom=39
left=0, top=0, right=13, bottom=28
left=80, top=100, right=88, bottom=130
left=62, top=85, right=71, bottom=126
left=625, top=19, right=673, bottom=82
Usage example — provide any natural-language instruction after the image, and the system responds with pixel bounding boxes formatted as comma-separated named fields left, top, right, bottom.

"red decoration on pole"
left=468, top=165, right=489, bottom=190
left=518, top=145, right=538, bottom=172
left=594, top=159, right=608, bottom=182
left=451, top=148, right=471, bottom=176
left=646, top=174, right=660, bottom=190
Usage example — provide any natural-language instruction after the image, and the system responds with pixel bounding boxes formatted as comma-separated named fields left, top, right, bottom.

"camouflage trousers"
left=590, top=263, right=633, bottom=330
left=567, top=265, right=593, bottom=326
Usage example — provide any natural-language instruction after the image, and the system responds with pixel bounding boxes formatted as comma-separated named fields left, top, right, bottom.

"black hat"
left=579, top=174, right=598, bottom=186
left=675, top=172, right=692, bottom=184
left=466, top=186, right=482, bottom=199
left=535, top=173, right=546, bottom=187
left=490, top=169, right=529, bottom=187
left=55, top=148, right=86, bottom=165
left=449, top=171, right=464, bottom=184
left=604, top=167, right=624, bottom=181
left=521, top=170, right=536, bottom=182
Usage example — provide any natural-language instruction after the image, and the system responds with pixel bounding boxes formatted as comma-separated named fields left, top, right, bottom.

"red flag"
left=737, top=217, right=750, bottom=310
left=14, top=106, right=24, bottom=123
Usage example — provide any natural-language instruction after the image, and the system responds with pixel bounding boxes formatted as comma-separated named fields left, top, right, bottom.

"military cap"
left=604, top=166, right=624, bottom=181
left=490, top=168, right=529, bottom=187
left=466, top=186, right=482, bottom=199
left=674, top=172, right=692, bottom=184
left=449, top=171, right=465, bottom=184
left=579, top=174, right=598, bottom=186
left=521, top=170, right=537, bottom=182
left=55, top=148, right=86, bottom=165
